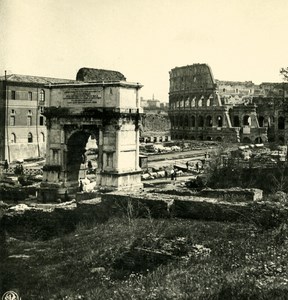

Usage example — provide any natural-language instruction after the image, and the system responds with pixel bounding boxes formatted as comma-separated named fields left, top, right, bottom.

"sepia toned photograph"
left=1, top=0, right=288, bottom=299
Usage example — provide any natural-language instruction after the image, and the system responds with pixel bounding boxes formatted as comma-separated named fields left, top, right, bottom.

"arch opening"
left=198, top=116, right=204, bottom=127
left=217, top=116, right=223, bottom=127
left=66, top=130, right=99, bottom=188
left=255, top=137, right=262, bottom=143
left=233, top=116, right=240, bottom=127
left=258, top=116, right=265, bottom=127
left=206, top=115, right=213, bottom=127
left=278, top=116, right=285, bottom=130
left=243, top=115, right=251, bottom=126
left=242, top=137, right=251, bottom=144
left=191, top=116, right=196, bottom=127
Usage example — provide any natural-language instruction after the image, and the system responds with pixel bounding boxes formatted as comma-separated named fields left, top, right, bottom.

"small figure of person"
left=4, top=159, right=8, bottom=171
left=186, top=161, right=189, bottom=170
left=87, top=160, right=92, bottom=169
left=19, top=163, right=24, bottom=175
left=174, top=168, right=177, bottom=180
left=170, top=169, right=174, bottom=181
left=64, top=190, right=69, bottom=202
left=81, top=153, right=87, bottom=164
left=79, top=180, right=83, bottom=192
left=165, top=169, right=168, bottom=179
left=196, top=162, right=199, bottom=172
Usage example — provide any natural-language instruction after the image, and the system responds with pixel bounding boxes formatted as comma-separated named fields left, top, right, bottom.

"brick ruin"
left=168, top=64, right=288, bottom=144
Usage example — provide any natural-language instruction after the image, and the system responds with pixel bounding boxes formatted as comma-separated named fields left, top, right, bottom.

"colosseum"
left=169, top=63, right=288, bottom=144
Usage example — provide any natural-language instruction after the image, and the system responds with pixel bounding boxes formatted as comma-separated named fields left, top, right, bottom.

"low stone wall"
left=101, top=192, right=170, bottom=218
left=170, top=197, right=250, bottom=222
left=102, top=192, right=250, bottom=222
left=200, top=188, right=263, bottom=202
left=1, top=200, right=108, bottom=241
left=0, top=185, right=37, bottom=201
left=1, top=207, right=78, bottom=240
left=2, top=188, right=286, bottom=241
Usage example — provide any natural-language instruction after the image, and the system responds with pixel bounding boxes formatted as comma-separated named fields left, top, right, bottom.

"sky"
left=1, top=0, right=288, bottom=102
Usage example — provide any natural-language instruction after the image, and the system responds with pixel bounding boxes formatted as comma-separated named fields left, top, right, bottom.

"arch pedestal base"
left=98, top=170, right=143, bottom=192
left=38, top=170, right=143, bottom=202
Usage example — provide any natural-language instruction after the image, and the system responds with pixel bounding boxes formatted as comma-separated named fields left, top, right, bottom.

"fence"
left=0, top=167, right=43, bottom=176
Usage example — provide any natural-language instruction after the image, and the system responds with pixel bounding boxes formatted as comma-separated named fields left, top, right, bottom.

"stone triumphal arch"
left=39, top=78, right=143, bottom=201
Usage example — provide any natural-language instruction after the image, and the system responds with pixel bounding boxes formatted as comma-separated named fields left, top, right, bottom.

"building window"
left=10, top=133, right=16, bottom=143
left=41, top=132, right=45, bottom=143
left=28, top=132, right=33, bottom=143
left=11, top=90, right=16, bottom=100
left=27, top=116, right=32, bottom=126
left=106, top=152, right=113, bottom=168
left=39, top=89, right=45, bottom=102
left=28, top=91, right=32, bottom=100
left=10, top=116, right=15, bottom=126
left=39, top=116, right=44, bottom=126
left=52, top=149, right=59, bottom=164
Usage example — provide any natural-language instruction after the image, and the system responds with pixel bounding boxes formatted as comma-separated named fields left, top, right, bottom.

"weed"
left=3, top=218, right=288, bottom=299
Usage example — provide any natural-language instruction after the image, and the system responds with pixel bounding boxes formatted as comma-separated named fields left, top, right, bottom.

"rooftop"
left=0, top=74, right=76, bottom=84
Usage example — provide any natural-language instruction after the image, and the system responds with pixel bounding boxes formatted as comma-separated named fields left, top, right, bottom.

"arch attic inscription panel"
left=40, top=80, right=143, bottom=201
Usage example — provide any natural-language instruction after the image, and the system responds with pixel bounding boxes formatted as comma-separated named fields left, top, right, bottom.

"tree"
left=280, top=67, right=288, bottom=81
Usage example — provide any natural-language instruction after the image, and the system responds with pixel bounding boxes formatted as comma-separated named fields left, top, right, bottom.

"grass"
left=2, top=216, right=288, bottom=299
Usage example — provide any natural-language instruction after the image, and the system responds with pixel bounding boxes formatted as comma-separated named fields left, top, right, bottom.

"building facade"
left=0, top=74, right=76, bottom=162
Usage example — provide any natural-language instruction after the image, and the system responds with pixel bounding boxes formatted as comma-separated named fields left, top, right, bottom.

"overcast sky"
left=1, top=0, right=288, bottom=102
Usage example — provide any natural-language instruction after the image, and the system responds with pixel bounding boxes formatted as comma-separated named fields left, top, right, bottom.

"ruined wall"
left=169, top=64, right=215, bottom=93
left=76, top=68, right=126, bottom=82
left=169, top=64, right=270, bottom=143
left=253, top=96, right=287, bottom=143
left=141, top=113, right=171, bottom=137
left=169, top=64, right=235, bottom=142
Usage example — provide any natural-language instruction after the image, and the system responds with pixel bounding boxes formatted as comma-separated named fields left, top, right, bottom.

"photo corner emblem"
left=1, top=291, right=20, bottom=300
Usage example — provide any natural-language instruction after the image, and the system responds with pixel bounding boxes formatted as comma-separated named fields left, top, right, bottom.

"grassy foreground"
left=2, top=217, right=288, bottom=300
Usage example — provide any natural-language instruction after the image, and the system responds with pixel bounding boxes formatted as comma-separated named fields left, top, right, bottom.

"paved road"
left=146, top=147, right=218, bottom=170
left=146, top=147, right=218, bottom=161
